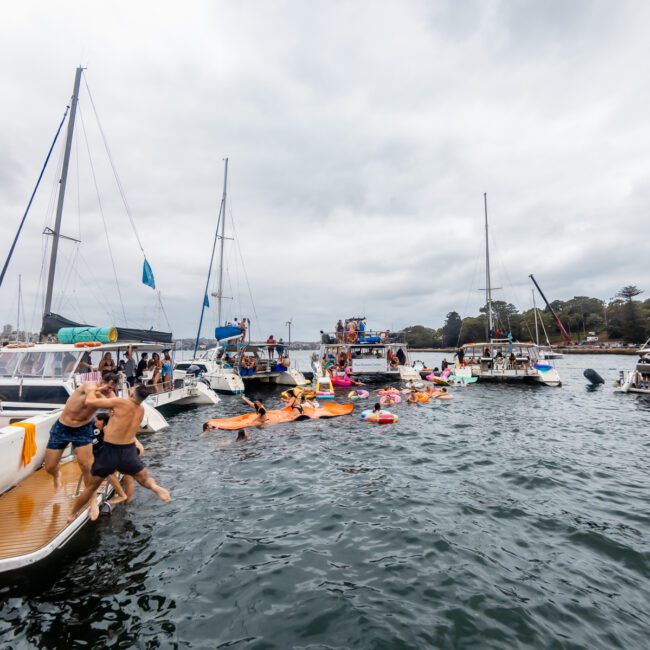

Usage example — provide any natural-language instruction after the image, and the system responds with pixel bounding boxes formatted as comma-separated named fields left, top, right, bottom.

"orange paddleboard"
left=207, top=402, right=354, bottom=431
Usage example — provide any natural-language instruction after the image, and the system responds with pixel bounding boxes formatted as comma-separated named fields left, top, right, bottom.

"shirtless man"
left=44, top=372, right=118, bottom=492
left=67, top=384, right=170, bottom=523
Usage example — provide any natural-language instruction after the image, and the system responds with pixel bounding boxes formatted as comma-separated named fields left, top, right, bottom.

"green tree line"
left=401, top=286, right=650, bottom=348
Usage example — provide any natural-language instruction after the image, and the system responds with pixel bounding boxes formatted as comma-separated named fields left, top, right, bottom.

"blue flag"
left=203, top=293, right=210, bottom=308
left=142, top=258, right=156, bottom=289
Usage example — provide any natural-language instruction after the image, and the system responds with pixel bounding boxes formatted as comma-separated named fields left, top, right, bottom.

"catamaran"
left=317, top=319, right=421, bottom=384
left=0, top=67, right=216, bottom=573
left=182, top=158, right=306, bottom=391
left=455, top=195, right=561, bottom=387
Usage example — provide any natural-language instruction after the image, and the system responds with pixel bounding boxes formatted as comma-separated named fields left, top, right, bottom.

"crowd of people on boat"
left=74, top=346, right=175, bottom=393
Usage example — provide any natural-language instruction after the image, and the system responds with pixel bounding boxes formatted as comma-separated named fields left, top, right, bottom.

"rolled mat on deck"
left=57, top=327, right=118, bottom=344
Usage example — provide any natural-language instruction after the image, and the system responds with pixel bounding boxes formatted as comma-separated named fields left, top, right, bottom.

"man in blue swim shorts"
left=44, top=372, right=118, bottom=500
left=67, top=384, right=170, bottom=522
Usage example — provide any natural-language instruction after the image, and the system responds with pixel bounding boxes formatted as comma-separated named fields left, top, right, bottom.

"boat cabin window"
left=176, top=363, right=208, bottom=373
left=0, top=353, right=20, bottom=377
left=0, top=384, right=70, bottom=404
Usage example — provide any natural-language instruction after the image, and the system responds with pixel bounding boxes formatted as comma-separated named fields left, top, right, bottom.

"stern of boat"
left=273, top=368, right=308, bottom=386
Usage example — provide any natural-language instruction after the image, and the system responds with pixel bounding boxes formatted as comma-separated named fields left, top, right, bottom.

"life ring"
left=380, top=394, right=402, bottom=405
left=346, top=331, right=358, bottom=343
left=74, top=341, right=102, bottom=348
left=241, top=355, right=255, bottom=369
left=380, top=331, right=387, bottom=342
left=361, top=409, right=398, bottom=424
left=347, top=389, right=370, bottom=400
left=389, top=356, right=399, bottom=369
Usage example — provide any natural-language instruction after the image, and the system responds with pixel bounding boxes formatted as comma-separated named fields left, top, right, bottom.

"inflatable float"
left=280, top=387, right=316, bottom=401
left=206, top=402, right=354, bottom=431
left=315, top=376, right=335, bottom=399
left=379, top=393, right=402, bottom=405
left=361, top=409, right=399, bottom=424
left=348, top=389, right=370, bottom=400
left=426, top=374, right=451, bottom=386
left=331, top=372, right=353, bottom=387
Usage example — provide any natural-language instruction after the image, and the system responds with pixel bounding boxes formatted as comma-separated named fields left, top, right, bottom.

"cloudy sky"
left=1, top=1, right=648, bottom=340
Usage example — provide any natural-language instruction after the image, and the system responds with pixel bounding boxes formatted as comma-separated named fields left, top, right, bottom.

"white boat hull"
left=0, top=411, right=61, bottom=496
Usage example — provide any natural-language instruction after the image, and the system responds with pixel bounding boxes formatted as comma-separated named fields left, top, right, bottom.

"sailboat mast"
left=16, top=275, right=22, bottom=343
left=532, top=286, right=539, bottom=346
left=43, top=66, right=83, bottom=323
left=216, top=158, right=229, bottom=327
left=484, top=192, right=493, bottom=339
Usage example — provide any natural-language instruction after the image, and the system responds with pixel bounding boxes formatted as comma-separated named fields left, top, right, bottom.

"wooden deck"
left=0, top=460, right=97, bottom=564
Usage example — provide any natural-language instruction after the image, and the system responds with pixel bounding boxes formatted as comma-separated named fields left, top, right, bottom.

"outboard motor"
left=583, top=368, right=604, bottom=385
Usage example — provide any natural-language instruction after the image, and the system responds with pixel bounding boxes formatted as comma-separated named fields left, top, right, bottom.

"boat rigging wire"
left=78, top=102, right=128, bottom=325
left=0, top=105, right=70, bottom=290
left=228, top=204, right=258, bottom=325
left=83, top=74, right=173, bottom=328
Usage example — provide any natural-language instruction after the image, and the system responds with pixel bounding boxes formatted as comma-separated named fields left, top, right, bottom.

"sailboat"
left=531, top=283, right=563, bottom=360
left=178, top=158, right=306, bottom=391
left=457, top=194, right=562, bottom=387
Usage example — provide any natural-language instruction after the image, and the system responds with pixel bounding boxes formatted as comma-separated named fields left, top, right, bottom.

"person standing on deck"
left=44, top=372, right=119, bottom=499
left=135, top=352, right=148, bottom=383
left=123, top=345, right=137, bottom=386
left=67, top=384, right=170, bottom=523
left=266, top=335, right=277, bottom=359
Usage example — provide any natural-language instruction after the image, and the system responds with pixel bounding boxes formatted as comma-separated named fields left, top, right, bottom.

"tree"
left=617, top=286, right=643, bottom=302
left=441, top=311, right=462, bottom=347
left=402, top=325, right=440, bottom=349
left=616, top=286, right=645, bottom=342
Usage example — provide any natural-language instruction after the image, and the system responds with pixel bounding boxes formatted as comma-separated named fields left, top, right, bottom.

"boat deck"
left=0, top=460, right=104, bottom=572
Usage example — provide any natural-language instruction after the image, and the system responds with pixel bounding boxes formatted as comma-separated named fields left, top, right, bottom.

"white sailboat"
left=458, top=194, right=562, bottom=387
left=181, top=158, right=306, bottom=391
left=0, top=66, right=219, bottom=434
left=531, top=286, right=564, bottom=360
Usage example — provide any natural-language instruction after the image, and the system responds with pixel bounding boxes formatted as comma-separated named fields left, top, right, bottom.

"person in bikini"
left=241, top=395, right=267, bottom=423
left=66, top=384, right=170, bottom=523
left=44, top=372, right=119, bottom=499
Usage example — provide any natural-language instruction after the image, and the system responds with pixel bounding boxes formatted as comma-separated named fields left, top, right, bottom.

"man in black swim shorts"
left=44, top=372, right=118, bottom=494
left=67, top=384, right=170, bottom=523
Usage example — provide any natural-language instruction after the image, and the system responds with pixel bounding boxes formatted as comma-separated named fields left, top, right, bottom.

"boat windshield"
left=0, top=351, right=81, bottom=379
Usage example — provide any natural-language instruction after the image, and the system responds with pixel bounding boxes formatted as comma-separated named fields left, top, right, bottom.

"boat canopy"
left=41, top=312, right=173, bottom=344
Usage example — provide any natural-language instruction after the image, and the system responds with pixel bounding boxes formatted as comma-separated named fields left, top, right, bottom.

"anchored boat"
left=613, top=339, right=650, bottom=394
left=318, top=320, right=421, bottom=384
left=456, top=195, right=561, bottom=387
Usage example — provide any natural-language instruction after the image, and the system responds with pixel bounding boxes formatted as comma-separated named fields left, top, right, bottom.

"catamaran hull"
left=469, top=368, right=562, bottom=387
left=244, top=369, right=307, bottom=386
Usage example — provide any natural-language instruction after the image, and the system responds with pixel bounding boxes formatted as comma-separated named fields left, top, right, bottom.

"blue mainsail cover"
left=215, top=326, right=243, bottom=341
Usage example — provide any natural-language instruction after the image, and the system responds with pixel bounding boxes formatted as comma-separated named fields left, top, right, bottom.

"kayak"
left=206, top=402, right=354, bottom=431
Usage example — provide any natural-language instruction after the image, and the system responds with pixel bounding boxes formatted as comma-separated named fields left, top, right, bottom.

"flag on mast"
left=142, top=259, right=156, bottom=289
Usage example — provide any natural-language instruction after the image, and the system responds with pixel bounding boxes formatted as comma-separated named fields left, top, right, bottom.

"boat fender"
left=583, top=368, right=604, bottom=385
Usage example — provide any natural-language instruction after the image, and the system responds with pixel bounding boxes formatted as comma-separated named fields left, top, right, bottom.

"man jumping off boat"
left=44, top=372, right=119, bottom=497
left=67, top=384, right=170, bottom=523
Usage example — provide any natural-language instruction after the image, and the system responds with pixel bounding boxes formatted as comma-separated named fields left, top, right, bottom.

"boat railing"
left=321, top=329, right=404, bottom=344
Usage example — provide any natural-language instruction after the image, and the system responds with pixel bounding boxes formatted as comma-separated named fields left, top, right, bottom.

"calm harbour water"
left=1, top=352, right=649, bottom=649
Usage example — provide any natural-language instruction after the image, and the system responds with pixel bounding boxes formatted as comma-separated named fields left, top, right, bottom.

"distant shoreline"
left=410, top=347, right=640, bottom=355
